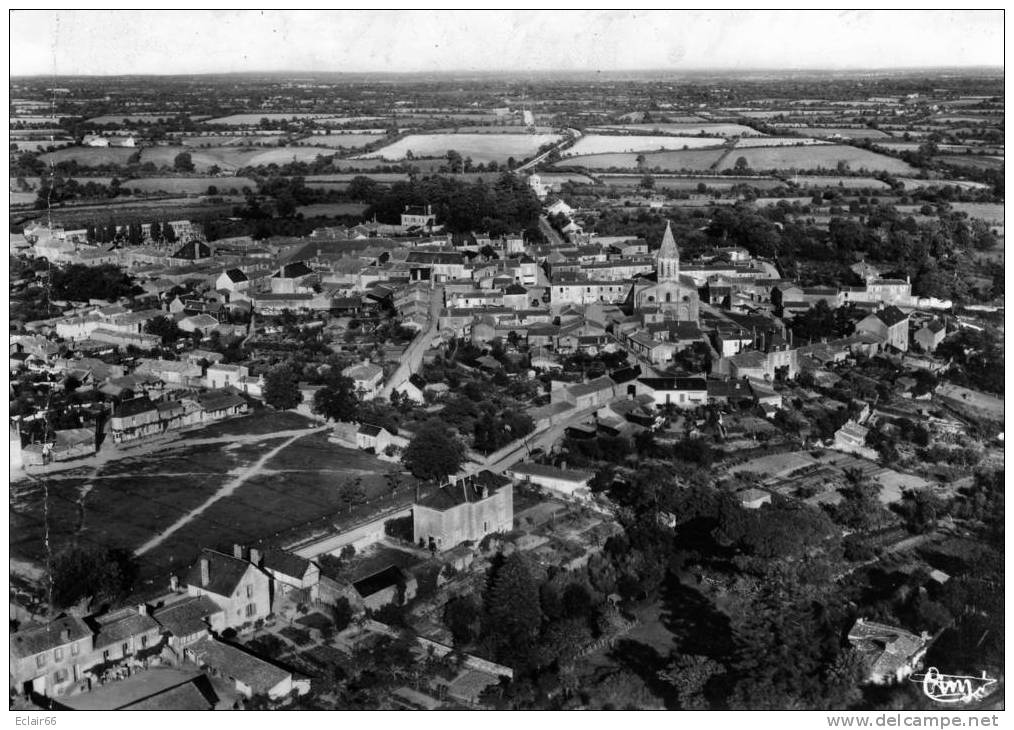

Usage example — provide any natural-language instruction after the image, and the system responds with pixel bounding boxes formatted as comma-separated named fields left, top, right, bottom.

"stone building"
left=413, top=471, right=513, bottom=551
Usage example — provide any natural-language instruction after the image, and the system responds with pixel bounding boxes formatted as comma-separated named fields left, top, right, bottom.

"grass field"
left=358, top=132, right=560, bottom=163
left=297, top=134, right=386, bottom=148
left=791, top=175, right=892, bottom=190
left=38, top=147, right=138, bottom=166
left=592, top=122, right=761, bottom=136
left=10, top=420, right=419, bottom=582
left=781, top=126, right=894, bottom=139
left=565, top=135, right=725, bottom=157
left=946, top=203, right=1003, bottom=223
left=430, top=125, right=557, bottom=134
left=124, top=176, right=257, bottom=194
left=296, top=202, right=369, bottom=217
left=597, top=175, right=785, bottom=191
left=720, top=145, right=916, bottom=174
left=557, top=148, right=726, bottom=171
left=734, top=136, right=829, bottom=148
left=203, top=113, right=385, bottom=126
left=86, top=114, right=209, bottom=124
left=10, top=139, right=73, bottom=152
left=180, top=135, right=286, bottom=147
left=933, top=155, right=1004, bottom=171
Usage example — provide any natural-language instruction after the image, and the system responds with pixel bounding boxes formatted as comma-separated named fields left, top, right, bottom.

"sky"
left=9, top=10, right=1005, bottom=77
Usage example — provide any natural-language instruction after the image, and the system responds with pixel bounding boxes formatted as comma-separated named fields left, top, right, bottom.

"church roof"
left=657, top=219, right=679, bottom=262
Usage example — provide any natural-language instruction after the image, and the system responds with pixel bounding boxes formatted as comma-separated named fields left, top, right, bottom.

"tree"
left=262, top=364, right=301, bottom=410
left=173, top=151, right=195, bottom=172
left=312, top=376, right=359, bottom=422
left=401, top=419, right=465, bottom=483
left=338, top=478, right=367, bottom=509
left=330, top=597, right=354, bottom=632
left=734, top=156, right=750, bottom=172
left=50, top=545, right=137, bottom=609
left=640, top=174, right=655, bottom=190
left=162, top=221, right=177, bottom=244
left=446, top=149, right=463, bottom=173
left=444, top=594, right=482, bottom=646
left=148, top=221, right=162, bottom=243
left=483, top=553, right=543, bottom=670
left=144, top=315, right=184, bottom=345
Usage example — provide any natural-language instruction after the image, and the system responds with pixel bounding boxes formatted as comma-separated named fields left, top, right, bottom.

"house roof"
left=739, top=488, right=771, bottom=503
left=353, top=565, right=407, bottom=598
left=91, top=607, right=161, bottom=650
left=260, top=548, right=312, bottom=581
left=184, top=549, right=254, bottom=598
left=509, top=461, right=594, bottom=483
left=55, top=669, right=208, bottom=711
left=567, top=375, right=615, bottom=398
left=275, top=261, right=314, bottom=279
left=416, top=470, right=510, bottom=511
left=638, top=377, right=707, bottom=391
left=197, top=391, right=246, bottom=412
left=152, top=595, right=221, bottom=637
left=222, top=268, right=248, bottom=282
left=848, top=618, right=927, bottom=680
left=188, top=637, right=291, bottom=695
left=11, top=615, right=92, bottom=659
left=113, top=397, right=159, bottom=418
left=876, top=305, right=909, bottom=327
left=357, top=423, right=386, bottom=437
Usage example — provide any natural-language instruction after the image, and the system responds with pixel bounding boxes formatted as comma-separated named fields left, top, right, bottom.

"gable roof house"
left=184, top=548, right=271, bottom=632
left=848, top=618, right=930, bottom=685
left=10, top=615, right=94, bottom=698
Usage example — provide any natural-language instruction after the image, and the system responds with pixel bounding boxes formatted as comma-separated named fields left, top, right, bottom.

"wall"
left=289, top=505, right=413, bottom=558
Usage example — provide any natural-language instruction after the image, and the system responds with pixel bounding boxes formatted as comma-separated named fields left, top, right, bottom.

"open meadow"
left=557, top=148, right=727, bottom=171
left=358, top=132, right=561, bottom=163
left=564, top=135, right=726, bottom=156
left=720, top=145, right=916, bottom=173
left=9, top=412, right=420, bottom=585
left=590, top=122, right=762, bottom=136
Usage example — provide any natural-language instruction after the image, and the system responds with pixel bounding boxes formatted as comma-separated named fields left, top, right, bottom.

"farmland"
left=179, top=134, right=286, bottom=147
left=590, top=122, right=762, bottom=136
left=296, top=133, right=386, bottom=148
left=9, top=423, right=420, bottom=582
left=777, top=126, right=895, bottom=140
left=358, top=132, right=561, bottom=163
left=295, top=202, right=370, bottom=217
left=556, top=148, right=727, bottom=171
left=86, top=114, right=210, bottom=124
left=564, top=134, right=726, bottom=156
left=734, top=136, right=829, bottom=147
left=202, top=113, right=386, bottom=126
left=596, top=174, right=786, bottom=191
left=124, top=176, right=258, bottom=194
left=934, top=155, right=1004, bottom=171
left=38, top=146, right=138, bottom=166
left=39, top=145, right=345, bottom=172
left=790, top=175, right=892, bottom=190
left=720, top=145, right=916, bottom=174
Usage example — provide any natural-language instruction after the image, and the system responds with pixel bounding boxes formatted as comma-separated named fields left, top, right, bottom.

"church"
left=629, top=220, right=700, bottom=324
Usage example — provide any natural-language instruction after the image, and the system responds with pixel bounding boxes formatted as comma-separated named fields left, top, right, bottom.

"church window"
left=665, top=293, right=672, bottom=303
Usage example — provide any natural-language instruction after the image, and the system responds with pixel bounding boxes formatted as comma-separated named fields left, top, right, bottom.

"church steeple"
left=656, top=219, right=679, bottom=282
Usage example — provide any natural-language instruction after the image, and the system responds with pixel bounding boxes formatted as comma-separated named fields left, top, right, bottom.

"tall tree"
left=262, top=364, right=301, bottom=410
left=401, top=419, right=465, bottom=483
left=483, top=553, right=543, bottom=671
left=313, top=376, right=359, bottom=422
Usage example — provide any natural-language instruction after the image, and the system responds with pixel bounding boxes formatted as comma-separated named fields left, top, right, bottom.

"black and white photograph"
left=6, top=8, right=1005, bottom=719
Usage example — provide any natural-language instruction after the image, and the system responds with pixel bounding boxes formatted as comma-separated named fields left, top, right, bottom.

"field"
left=40, top=145, right=345, bottom=172
left=597, top=175, right=786, bottom=191
left=557, top=148, right=726, bottom=171
left=86, top=114, right=209, bottom=124
left=946, top=203, right=1003, bottom=223
left=791, top=175, right=892, bottom=190
left=781, top=126, right=894, bottom=139
left=124, top=176, right=258, bottom=194
left=179, top=135, right=286, bottom=147
left=9, top=191, right=36, bottom=205
left=203, top=113, right=385, bottom=126
left=358, top=132, right=560, bottom=163
left=10, top=139, right=73, bottom=152
left=734, top=136, right=829, bottom=148
left=295, top=202, right=369, bottom=217
left=564, top=135, right=726, bottom=157
left=10, top=417, right=420, bottom=583
left=297, top=133, right=386, bottom=148
left=591, top=122, right=761, bottom=136
left=10, top=116, right=62, bottom=125
left=38, top=146, right=138, bottom=166
left=933, top=155, right=1004, bottom=171
left=430, top=125, right=557, bottom=134
left=895, top=177, right=990, bottom=191
left=720, top=145, right=916, bottom=174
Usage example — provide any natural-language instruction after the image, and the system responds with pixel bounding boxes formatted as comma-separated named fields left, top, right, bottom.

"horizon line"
left=10, top=64, right=1006, bottom=80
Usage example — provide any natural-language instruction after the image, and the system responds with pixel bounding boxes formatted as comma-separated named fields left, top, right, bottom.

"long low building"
left=505, top=462, right=594, bottom=499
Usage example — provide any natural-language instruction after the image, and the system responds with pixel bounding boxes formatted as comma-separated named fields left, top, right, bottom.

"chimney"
left=60, top=628, right=70, bottom=642
left=137, top=603, right=148, bottom=616
left=233, top=544, right=244, bottom=559
left=169, top=574, right=179, bottom=592
left=249, top=548, right=261, bottom=567
left=200, top=557, right=210, bottom=586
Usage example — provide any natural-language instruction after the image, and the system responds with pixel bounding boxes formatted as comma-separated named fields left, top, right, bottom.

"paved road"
left=538, top=215, right=567, bottom=247
left=515, top=128, right=582, bottom=173
left=480, top=403, right=600, bottom=474
left=379, top=285, right=444, bottom=399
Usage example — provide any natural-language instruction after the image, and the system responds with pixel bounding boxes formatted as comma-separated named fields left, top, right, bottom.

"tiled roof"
left=260, top=548, right=311, bottom=581
left=184, top=549, right=253, bottom=598
left=152, top=595, right=221, bottom=637
left=188, top=637, right=291, bottom=695
left=11, top=615, right=92, bottom=659
left=509, top=461, right=594, bottom=483
left=91, top=607, right=161, bottom=650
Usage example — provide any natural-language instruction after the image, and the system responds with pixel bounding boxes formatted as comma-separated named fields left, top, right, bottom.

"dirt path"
left=134, top=427, right=328, bottom=556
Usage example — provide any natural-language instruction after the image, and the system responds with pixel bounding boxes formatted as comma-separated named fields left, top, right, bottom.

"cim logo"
left=910, top=668, right=998, bottom=704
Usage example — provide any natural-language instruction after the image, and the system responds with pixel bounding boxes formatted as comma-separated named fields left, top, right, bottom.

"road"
left=480, top=403, right=601, bottom=474
left=515, top=128, right=582, bottom=173
left=538, top=215, right=567, bottom=247
left=378, top=284, right=444, bottom=400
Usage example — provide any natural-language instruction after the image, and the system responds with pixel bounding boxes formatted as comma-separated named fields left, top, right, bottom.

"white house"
left=506, top=461, right=594, bottom=500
